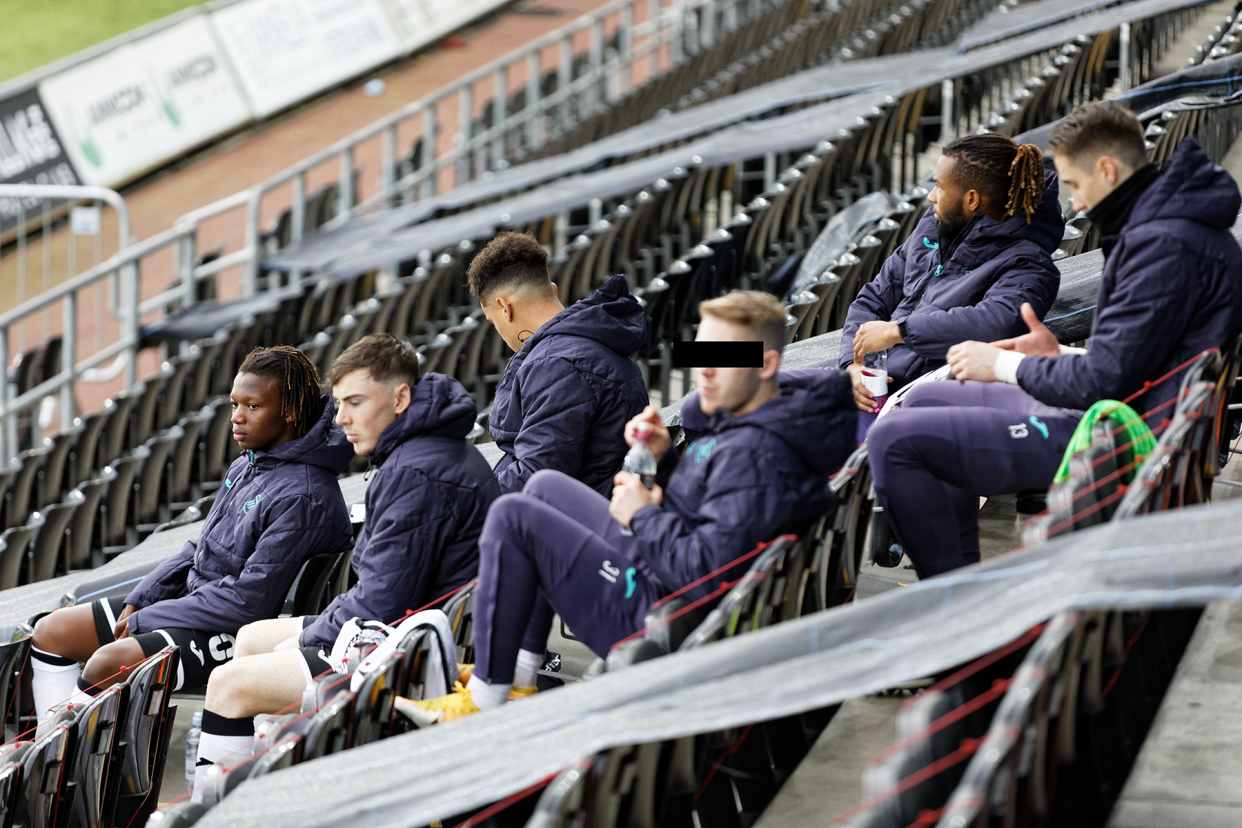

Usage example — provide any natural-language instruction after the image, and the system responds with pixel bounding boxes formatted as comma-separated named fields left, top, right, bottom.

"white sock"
left=466, top=674, right=510, bottom=710
left=513, top=649, right=542, bottom=688
left=31, top=648, right=81, bottom=725
left=192, top=710, right=254, bottom=803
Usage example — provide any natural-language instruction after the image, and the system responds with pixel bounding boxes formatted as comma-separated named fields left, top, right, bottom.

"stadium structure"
left=0, top=0, right=1240, bottom=825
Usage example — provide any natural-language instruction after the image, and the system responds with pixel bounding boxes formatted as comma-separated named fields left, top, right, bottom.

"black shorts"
left=297, top=615, right=335, bottom=685
left=93, top=597, right=235, bottom=692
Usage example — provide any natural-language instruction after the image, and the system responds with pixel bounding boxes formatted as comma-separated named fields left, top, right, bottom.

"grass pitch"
left=0, top=0, right=201, bottom=84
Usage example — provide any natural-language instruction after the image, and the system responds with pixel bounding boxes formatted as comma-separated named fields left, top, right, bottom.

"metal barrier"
left=0, top=184, right=202, bottom=459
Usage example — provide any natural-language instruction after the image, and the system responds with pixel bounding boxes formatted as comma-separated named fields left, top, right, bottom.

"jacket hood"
left=257, top=395, right=353, bottom=474
left=680, top=370, right=854, bottom=474
left=956, top=168, right=1063, bottom=255
left=1130, top=138, right=1241, bottom=231
left=523, top=274, right=647, bottom=357
left=371, top=373, right=478, bottom=466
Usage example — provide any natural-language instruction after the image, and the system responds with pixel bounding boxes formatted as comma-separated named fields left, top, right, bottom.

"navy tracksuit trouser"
left=474, top=470, right=664, bottom=684
left=867, top=381, right=1082, bottom=579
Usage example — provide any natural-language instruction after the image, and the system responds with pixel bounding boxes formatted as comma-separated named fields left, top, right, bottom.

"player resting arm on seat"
left=471, top=232, right=649, bottom=494
left=840, top=133, right=1061, bottom=438
left=30, top=347, right=353, bottom=726
left=190, top=334, right=499, bottom=796
left=402, top=291, right=856, bottom=724
left=866, top=101, right=1242, bottom=580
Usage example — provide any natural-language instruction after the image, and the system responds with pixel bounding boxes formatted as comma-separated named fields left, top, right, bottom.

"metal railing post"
left=382, top=125, right=397, bottom=209
left=292, top=173, right=306, bottom=244
left=422, top=105, right=438, bottom=199
left=61, top=289, right=76, bottom=430
left=243, top=192, right=260, bottom=296
left=458, top=84, right=474, bottom=186
left=123, top=259, right=139, bottom=388
left=178, top=230, right=197, bottom=309
left=0, top=328, right=9, bottom=461
left=618, top=3, right=633, bottom=98
left=527, top=52, right=542, bottom=150
left=492, top=67, right=508, bottom=169
left=942, top=78, right=955, bottom=142
left=1119, top=22, right=1133, bottom=91
left=338, top=148, right=354, bottom=219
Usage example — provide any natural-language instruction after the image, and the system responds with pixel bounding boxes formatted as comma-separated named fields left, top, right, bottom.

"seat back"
left=287, top=549, right=351, bottom=618
left=300, top=692, right=355, bottom=762
left=27, top=490, right=85, bottom=583
left=525, top=758, right=595, bottom=828
left=96, top=393, right=138, bottom=473
left=247, top=735, right=302, bottom=780
left=6, top=445, right=51, bottom=530
left=0, top=522, right=40, bottom=591
left=69, top=412, right=108, bottom=488
left=199, top=401, right=235, bottom=488
left=158, top=349, right=201, bottom=431
left=63, top=684, right=125, bottom=828
left=0, top=632, right=31, bottom=734
left=36, top=426, right=81, bottom=511
left=0, top=761, right=22, bottom=828
left=99, top=449, right=147, bottom=551
left=128, top=371, right=171, bottom=451
left=443, top=583, right=476, bottom=662
left=134, top=427, right=183, bottom=528
left=167, top=412, right=211, bottom=507
left=350, top=652, right=402, bottom=747
left=115, top=649, right=178, bottom=797
left=16, top=722, right=72, bottom=828
left=66, top=470, right=115, bottom=571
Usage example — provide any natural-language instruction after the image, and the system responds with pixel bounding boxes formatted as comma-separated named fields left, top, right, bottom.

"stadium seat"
left=198, top=400, right=237, bottom=492
left=350, top=651, right=402, bottom=746
left=285, top=549, right=353, bottom=618
left=112, top=649, right=179, bottom=824
left=6, top=444, right=50, bottom=530
left=68, top=411, right=108, bottom=490
left=299, top=690, right=355, bottom=761
left=11, top=722, right=71, bottom=828
left=36, top=424, right=81, bottom=511
left=148, top=801, right=207, bottom=827
left=0, top=630, right=31, bottom=734
left=167, top=410, right=212, bottom=512
left=0, top=520, right=42, bottom=591
left=524, top=758, right=594, bottom=828
left=64, top=471, right=116, bottom=572
left=27, top=489, right=86, bottom=583
left=96, top=393, right=138, bottom=476
left=133, top=427, right=184, bottom=535
left=128, top=371, right=172, bottom=452
left=60, top=684, right=125, bottom=828
left=158, top=349, right=201, bottom=432
left=0, top=759, right=20, bottom=828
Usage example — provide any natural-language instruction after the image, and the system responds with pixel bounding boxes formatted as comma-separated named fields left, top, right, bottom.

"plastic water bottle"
left=618, top=423, right=658, bottom=536
left=862, top=350, right=889, bottom=410
left=623, top=423, right=658, bottom=489
left=185, top=711, right=202, bottom=792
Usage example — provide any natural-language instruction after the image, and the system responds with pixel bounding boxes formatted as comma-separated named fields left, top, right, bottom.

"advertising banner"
left=211, top=0, right=404, bottom=117
left=381, top=0, right=508, bottom=51
left=0, top=87, right=80, bottom=234
left=38, top=15, right=252, bottom=189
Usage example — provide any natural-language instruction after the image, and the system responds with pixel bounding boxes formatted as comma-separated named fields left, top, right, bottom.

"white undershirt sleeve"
left=993, top=350, right=1025, bottom=385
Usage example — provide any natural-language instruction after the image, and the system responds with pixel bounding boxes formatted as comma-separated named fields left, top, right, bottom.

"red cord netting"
left=833, top=735, right=988, bottom=825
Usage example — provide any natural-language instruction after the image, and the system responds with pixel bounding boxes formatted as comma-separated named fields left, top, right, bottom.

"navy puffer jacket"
left=1017, top=140, right=1242, bottom=419
left=127, top=398, right=353, bottom=635
left=490, top=274, right=649, bottom=495
left=629, top=369, right=856, bottom=602
left=839, top=170, right=1063, bottom=384
left=301, top=374, right=500, bottom=647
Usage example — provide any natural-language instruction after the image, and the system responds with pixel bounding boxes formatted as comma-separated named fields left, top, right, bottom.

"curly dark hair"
left=466, top=231, right=551, bottom=299
left=943, top=133, right=1047, bottom=224
left=237, top=345, right=324, bottom=437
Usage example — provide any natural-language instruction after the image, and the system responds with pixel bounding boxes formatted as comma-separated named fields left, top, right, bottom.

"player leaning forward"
left=404, top=290, right=857, bottom=723
left=30, top=347, right=354, bottom=722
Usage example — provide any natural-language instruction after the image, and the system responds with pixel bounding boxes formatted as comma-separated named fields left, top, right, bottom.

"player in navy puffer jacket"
left=489, top=273, right=649, bottom=494
left=301, top=372, right=499, bottom=647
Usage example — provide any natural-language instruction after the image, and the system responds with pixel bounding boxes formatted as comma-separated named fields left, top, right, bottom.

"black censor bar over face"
left=672, top=341, right=764, bottom=368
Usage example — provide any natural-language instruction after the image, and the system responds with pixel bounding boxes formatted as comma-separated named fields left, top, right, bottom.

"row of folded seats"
left=837, top=606, right=1201, bottom=828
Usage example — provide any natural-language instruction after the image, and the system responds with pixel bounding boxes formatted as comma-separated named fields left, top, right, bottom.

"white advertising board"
left=382, top=0, right=510, bottom=52
left=211, top=0, right=405, bottom=118
left=38, top=15, right=252, bottom=188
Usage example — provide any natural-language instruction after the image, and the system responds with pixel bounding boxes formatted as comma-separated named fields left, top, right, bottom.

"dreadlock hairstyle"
left=237, top=346, right=324, bottom=438
left=942, top=133, right=1047, bottom=224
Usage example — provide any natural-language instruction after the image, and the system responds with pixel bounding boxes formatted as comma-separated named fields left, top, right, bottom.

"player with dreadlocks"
left=868, top=101, right=1242, bottom=580
left=29, top=346, right=354, bottom=729
left=840, top=131, right=1063, bottom=440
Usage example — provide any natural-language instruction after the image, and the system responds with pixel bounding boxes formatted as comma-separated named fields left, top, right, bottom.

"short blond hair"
left=699, top=290, right=787, bottom=353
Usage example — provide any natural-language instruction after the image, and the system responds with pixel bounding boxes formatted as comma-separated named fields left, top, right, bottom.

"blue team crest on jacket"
left=687, top=438, right=717, bottom=463
left=241, top=493, right=264, bottom=514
